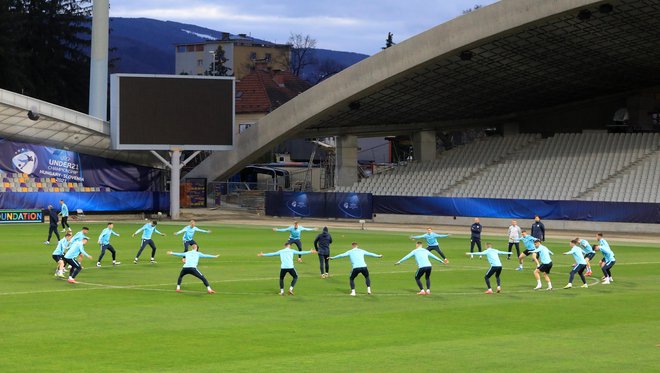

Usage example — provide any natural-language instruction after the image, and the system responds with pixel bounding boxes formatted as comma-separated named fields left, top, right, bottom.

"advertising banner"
left=0, top=209, right=44, bottom=224
left=265, top=192, right=373, bottom=219
left=0, top=139, right=162, bottom=191
left=0, top=141, right=83, bottom=182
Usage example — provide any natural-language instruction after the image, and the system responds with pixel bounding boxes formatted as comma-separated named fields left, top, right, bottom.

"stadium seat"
left=76, top=209, right=85, bottom=220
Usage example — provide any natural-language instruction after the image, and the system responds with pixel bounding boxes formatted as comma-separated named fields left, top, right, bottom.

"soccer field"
left=0, top=221, right=658, bottom=372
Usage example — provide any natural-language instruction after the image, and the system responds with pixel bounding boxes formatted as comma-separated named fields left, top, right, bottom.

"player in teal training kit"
left=97, top=222, right=120, bottom=267
left=516, top=230, right=539, bottom=270
left=258, top=243, right=317, bottom=295
left=562, top=239, right=589, bottom=289
left=52, top=232, right=72, bottom=278
left=272, top=221, right=317, bottom=262
left=595, top=233, right=616, bottom=283
left=576, top=237, right=595, bottom=276
left=59, top=199, right=70, bottom=232
left=64, top=238, right=93, bottom=283
left=594, top=240, right=616, bottom=284
left=168, top=244, right=218, bottom=294
left=410, top=227, right=449, bottom=261
left=530, top=239, right=554, bottom=290
left=330, top=242, right=383, bottom=296
left=396, top=241, right=445, bottom=295
left=174, top=219, right=211, bottom=252
left=465, top=243, right=512, bottom=293
left=132, top=221, right=166, bottom=264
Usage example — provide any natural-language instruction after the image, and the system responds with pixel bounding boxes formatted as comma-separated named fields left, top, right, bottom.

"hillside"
left=109, top=17, right=369, bottom=79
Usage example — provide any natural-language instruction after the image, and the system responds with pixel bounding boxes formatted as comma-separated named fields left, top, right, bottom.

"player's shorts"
left=522, top=249, right=535, bottom=256
left=52, top=254, right=63, bottom=263
left=584, top=252, right=595, bottom=260
left=538, top=263, right=553, bottom=274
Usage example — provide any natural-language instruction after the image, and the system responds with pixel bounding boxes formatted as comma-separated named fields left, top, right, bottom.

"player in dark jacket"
left=314, top=226, right=333, bottom=278
left=531, top=215, right=545, bottom=241
left=44, top=205, right=60, bottom=244
left=470, top=217, right=483, bottom=254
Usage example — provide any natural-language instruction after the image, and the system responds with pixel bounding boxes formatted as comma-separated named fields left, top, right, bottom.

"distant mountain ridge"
left=109, top=17, right=369, bottom=79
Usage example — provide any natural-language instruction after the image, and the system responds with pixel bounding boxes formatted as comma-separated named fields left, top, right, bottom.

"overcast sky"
left=109, top=0, right=499, bottom=55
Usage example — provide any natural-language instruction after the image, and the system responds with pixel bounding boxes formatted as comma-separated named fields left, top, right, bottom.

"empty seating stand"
left=334, top=132, right=660, bottom=203
left=0, top=172, right=111, bottom=193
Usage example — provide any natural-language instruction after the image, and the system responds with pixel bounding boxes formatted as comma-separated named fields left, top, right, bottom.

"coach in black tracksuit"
left=531, top=215, right=545, bottom=241
left=470, top=218, right=482, bottom=253
left=45, top=205, right=60, bottom=244
left=314, top=226, right=332, bottom=277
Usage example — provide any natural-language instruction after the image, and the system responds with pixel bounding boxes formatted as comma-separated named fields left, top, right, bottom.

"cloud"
left=109, top=0, right=500, bottom=54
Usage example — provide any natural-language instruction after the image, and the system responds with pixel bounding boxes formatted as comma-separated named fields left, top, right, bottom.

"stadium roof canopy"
left=0, top=89, right=156, bottom=166
left=188, top=0, right=660, bottom=181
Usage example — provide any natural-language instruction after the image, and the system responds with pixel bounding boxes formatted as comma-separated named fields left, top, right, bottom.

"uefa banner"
left=372, top=196, right=660, bottom=224
left=0, top=209, right=44, bottom=224
left=265, top=192, right=373, bottom=219
left=0, top=139, right=162, bottom=191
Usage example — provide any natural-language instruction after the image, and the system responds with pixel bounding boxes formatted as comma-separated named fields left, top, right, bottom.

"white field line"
left=2, top=261, right=656, bottom=297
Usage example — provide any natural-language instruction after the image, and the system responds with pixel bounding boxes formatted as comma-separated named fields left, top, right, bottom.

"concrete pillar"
left=89, top=0, right=109, bottom=120
left=412, top=130, right=436, bottom=162
left=335, top=135, right=358, bottom=187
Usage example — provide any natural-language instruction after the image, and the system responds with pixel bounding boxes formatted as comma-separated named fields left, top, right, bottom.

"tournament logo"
left=12, top=149, right=38, bottom=174
left=286, top=193, right=311, bottom=216
left=338, top=194, right=363, bottom=218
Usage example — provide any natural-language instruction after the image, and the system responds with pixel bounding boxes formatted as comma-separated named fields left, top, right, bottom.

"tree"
left=312, top=58, right=345, bottom=84
left=0, top=0, right=92, bottom=112
left=382, top=32, right=395, bottom=50
left=286, top=33, right=317, bottom=77
left=207, top=44, right=232, bottom=76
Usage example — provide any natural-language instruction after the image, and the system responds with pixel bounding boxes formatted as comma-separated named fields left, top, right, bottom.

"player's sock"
left=547, top=282, right=552, bottom=289
left=537, top=280, right=542, bottom=287
left=367, top=286, right=372, bottom=294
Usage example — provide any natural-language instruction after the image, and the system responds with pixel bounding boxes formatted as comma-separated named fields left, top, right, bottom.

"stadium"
left=1, top=0, right=659, bottom=372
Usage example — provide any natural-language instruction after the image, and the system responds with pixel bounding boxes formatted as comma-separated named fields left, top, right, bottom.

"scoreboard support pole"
left=151, top=149, right=200, bottom=220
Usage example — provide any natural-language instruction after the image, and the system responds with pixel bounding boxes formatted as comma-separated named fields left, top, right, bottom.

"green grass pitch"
left=0, top=221, right=658, bottom=372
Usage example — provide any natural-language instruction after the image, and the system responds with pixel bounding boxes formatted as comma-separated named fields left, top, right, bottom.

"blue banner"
left=265, top=192, right=373, bottom=219
left=0, top=192, right=169, bottom=212
left=0, top=139, right=162, bottom=191
left=373, top=196, right=660, bottom=224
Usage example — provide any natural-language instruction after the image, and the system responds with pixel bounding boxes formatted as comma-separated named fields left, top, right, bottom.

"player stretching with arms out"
left=52, top=233, right=72, bottom=278
left=272, top=221, right=317, bottom=262
left=516, top=230, right=539, bottom=271
left=465, top=243, right=511, bottom=294
left=396, top=241, right=445, bottom=295
left=97, top=222, right=121, bottom=267
left=174, top=220, right=211, bottom=252
left=410, top=227, right=449, bottom=262
left=132, top=221, right=166, bottom=264
left=64, top=238, right=93, bottom=284
left=330, top=242, right=383, bottom=296
left=258, top=243, right=317, bottom=295
left=563, top=240, right=589, bottom=289
left=167, top=244, right=218, bottom=294
left=530, top=239, right=554, bottom=290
